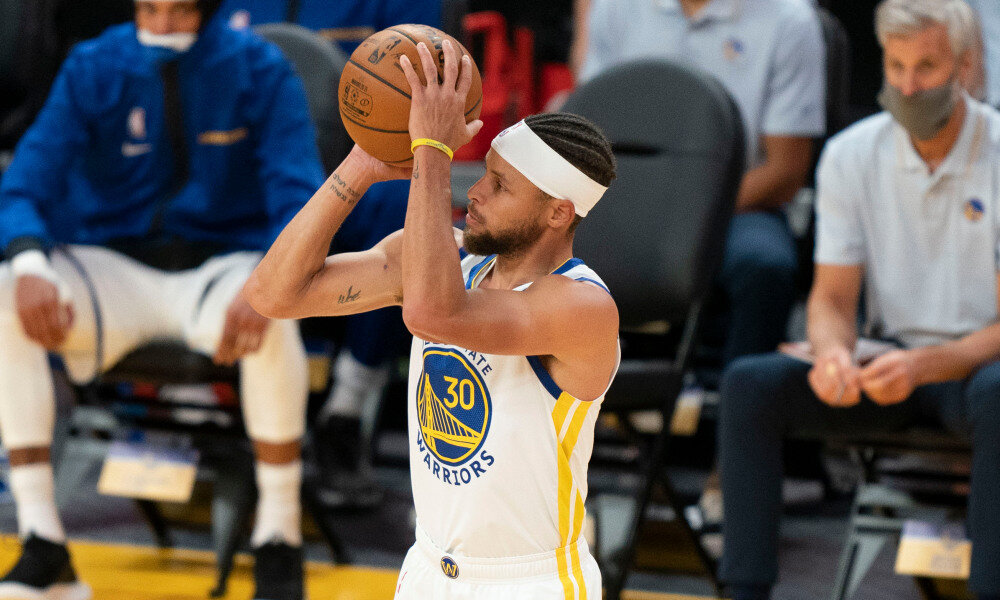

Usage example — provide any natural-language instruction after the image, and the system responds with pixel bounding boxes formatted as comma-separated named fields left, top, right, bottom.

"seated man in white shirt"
left=578, top=0, right=826, bottom=366
left=717, top=1, right=1000, bottom=599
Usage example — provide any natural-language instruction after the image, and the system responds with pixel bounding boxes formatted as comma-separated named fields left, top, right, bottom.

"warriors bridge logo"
left=418, top=347, right=491, bottom=465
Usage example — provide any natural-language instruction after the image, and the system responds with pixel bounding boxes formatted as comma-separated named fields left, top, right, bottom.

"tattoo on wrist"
left=338, top=285, right=361, bottom=304
left=329, top=172, right=362, bottom=204
left=413, top=159, right=420, bottom=180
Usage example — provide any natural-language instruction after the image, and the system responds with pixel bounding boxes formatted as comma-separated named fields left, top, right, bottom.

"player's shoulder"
left=974, top=99, right=1000, bottom=155
left=757, top=0, right=820, bottom=23
left=64, top=24, right=140, bottom=71
left=821, top=112, right=895, bottom=169
left=536, top=260, right=616, bottom=312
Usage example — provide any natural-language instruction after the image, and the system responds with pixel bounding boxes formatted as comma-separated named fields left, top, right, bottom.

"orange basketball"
left=338, top=24, right=483, bottom=165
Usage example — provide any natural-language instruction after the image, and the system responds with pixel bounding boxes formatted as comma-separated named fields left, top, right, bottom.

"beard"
left=463, top=214, right=546, bottom=257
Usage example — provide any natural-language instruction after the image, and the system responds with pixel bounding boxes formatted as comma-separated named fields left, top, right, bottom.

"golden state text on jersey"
left=415, top=343, right=496, bottom=485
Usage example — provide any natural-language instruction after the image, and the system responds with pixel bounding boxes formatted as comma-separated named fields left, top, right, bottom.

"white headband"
left=490, top=120, right=608, bottom=217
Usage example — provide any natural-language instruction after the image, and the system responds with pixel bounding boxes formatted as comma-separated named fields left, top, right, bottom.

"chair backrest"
left=254, top=22, right=351, bottom=172
left=817, top=7, right=852, bottom=140
left=562, top=59, right=744, bottom=328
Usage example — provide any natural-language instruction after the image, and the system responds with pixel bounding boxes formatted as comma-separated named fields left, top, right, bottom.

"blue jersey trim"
left=574, top=277, right=611, bottom=295
left=552, top=257, right=584, bottom=275
left=465, top=255, right=497, bottom=289
left=527, top=355, right=563, bottom=400
left=458, top=247, right=468, bottom=260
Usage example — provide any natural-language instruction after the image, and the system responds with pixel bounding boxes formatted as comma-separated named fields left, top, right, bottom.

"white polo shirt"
left=580, top=0, right=826, bottom=166
left=815, top=96, right=1000, bottom=348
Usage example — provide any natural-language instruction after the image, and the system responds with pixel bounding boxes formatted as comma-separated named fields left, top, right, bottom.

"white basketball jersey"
left=406, top=253, right=618, bottom=589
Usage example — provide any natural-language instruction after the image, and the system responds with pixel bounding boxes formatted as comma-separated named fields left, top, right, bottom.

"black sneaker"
left=252, top=541, right=304, bottom=600
left=0, top=534, right=91, bottom=599
left=313, top=416, right=383, bottom=510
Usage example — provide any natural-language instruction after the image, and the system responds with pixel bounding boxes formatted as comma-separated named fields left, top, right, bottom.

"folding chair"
left=562, top=58, right=745, bottom=600
left=827, top=429, right=972, bottom=600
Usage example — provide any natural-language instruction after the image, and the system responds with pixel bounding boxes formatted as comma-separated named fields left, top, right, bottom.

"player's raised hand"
left=344, top=144, right=413, bottom=183
left=399, top=39, right=482, bottom=153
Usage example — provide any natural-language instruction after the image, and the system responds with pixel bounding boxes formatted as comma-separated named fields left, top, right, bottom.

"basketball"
left=338, top=24, right=483, bottom=165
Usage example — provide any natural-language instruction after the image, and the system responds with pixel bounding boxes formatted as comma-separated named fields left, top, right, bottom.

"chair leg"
left=914, top=576, right=942, bottom=600
left=660, top=476, right=723, bottom=597
left=301, top=479, right=350, bottom=564
left=209, top=460, right=256, bottom=598
left=605, top=434, right=671, bottom=600
left=134, top=500, right=173, bottom=548
left=829, top=529, right=891, bottom=600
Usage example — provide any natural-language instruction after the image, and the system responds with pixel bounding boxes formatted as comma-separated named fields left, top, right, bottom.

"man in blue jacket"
left=0, top=1, right=323, bottom=598
left=219, top=0, right=443, bottom=510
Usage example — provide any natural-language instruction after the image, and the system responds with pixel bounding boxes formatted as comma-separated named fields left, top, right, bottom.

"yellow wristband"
left=411, top=138, right=454, bottom=160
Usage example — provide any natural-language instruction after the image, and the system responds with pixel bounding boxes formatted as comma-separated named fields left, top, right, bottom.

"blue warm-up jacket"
left=0, top=16, right=324, bottom=256
left=218, top=0, right=441, bottom=55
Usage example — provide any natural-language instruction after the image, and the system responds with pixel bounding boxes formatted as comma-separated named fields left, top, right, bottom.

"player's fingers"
left=808, top=366, right=835, bottom=403
left=841, top=383, right=862, bottom=407
left=457, top=54, right=473, bottom=95
left=398, top=55, right=422, bottom=95
left=442, top=39, right=459, bottom=89
left=416, top=42, right=438, bottom=87
left=859, top=357, right=892, bottom=380
left=214, top=323, right=238, bottom=365
left=23, top=310, right=50, bottom=348
left=43, top=302, right=68, bottom=348
left=466, top=119, right=484, bottom=138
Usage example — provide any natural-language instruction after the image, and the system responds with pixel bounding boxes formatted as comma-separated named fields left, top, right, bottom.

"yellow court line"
left=0, top=536, right=720, bottom=600
left=0, top=536, right=398, bottom=600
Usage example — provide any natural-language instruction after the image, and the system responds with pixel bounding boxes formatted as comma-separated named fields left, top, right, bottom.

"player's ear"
left=548, top=198, right=576, bottom=229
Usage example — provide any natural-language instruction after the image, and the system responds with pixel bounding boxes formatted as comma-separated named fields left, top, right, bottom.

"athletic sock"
left=250, top=460, right=302, bottom=547
left=9, top=464, right=65, bottom=544
left=319, top=351, right=389, bottom=421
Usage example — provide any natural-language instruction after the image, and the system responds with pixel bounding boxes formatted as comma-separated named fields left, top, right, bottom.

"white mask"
left=137, top=29, right=197, bottom=51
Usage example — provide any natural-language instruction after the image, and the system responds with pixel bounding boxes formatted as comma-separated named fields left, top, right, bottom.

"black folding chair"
left=562, top=58, right=745, bottom=599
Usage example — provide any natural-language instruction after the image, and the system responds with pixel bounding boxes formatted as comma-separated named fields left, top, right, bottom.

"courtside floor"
left=0, top=536, right=712, bottom=600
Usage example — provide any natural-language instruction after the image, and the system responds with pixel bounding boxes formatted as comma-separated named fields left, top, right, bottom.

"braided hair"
left=524, top=113, right=616, bottom=187
left=523, top=113, right=615, bottom=232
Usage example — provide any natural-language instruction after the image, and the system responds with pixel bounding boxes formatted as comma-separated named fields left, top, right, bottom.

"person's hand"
left=399, top=39, right=483, bottom=153
left=15, top=275, right=74, bottom=350
left=215, top=291, right=269, bottom=366
left=345, top=144, right=412, bottom=182
left=808, top=346, right=861, bottom=408
left=859, top=350, right=917, bottom=405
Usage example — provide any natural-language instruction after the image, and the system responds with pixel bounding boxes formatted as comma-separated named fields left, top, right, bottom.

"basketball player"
left=246, top=40, right=618, bottom=599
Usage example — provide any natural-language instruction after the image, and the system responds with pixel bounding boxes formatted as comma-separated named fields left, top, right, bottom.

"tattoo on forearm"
left=413, top=159, right=419, bottom=180
left=338, top=285, right=361, bottom=304
left=329, top=172, right=362, bottom=204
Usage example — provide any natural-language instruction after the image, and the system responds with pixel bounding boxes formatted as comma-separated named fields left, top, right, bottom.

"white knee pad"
left=239, top=319, right=308, bottom=443
left=0, top=308, right=56, bottom=450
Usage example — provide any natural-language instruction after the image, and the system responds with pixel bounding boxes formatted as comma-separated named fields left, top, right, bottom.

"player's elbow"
left=402, top=302, right=432, bottom=338
left=243, top=273, right=295, bottom=320
left=402, top=301, right=449, bottom=340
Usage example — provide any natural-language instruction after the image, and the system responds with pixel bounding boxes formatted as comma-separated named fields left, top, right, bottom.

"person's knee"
left=967, top=362, right=1000, bottom=434
left=726, top=248, right=797, bottom=297
left=720, top=354, right=791, bottom=426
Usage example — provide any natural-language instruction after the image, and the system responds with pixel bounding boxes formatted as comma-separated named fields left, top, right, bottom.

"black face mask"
left=877, top=79, right=958, bottom=141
